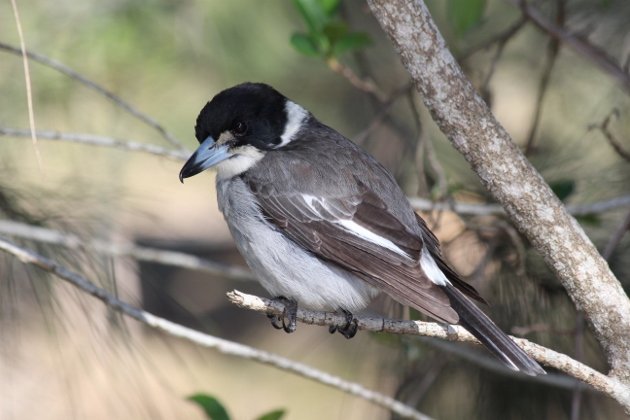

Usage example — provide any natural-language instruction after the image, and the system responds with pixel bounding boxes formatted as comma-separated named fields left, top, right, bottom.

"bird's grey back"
left=243, top=119, right=422, bottom=236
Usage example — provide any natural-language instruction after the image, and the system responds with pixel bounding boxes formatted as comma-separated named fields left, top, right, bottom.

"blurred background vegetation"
left=1, top=0, right=629, bottom=419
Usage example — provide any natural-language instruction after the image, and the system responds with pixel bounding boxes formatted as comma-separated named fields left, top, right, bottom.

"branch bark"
left=0, top=236, right=431, bottom=420
left=366, top=0, right=630, bottom=385
left=228, top=290, right=630, bottom=410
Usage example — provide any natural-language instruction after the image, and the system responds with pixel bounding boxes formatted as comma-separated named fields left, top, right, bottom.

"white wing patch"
left=278, top=100, right=307, bottom=147
left=420, top=248, right=451, bottom=286
left=300, top=194, right=411, bottom=258
left=337, top=220, right=411, bottom=258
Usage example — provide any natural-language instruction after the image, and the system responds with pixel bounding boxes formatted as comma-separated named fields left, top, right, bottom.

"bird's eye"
left=233, top=121, right=247, bottom=137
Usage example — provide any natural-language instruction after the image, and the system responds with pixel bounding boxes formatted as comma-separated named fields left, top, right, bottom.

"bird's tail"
left=441, top=284, right=546, bottom=376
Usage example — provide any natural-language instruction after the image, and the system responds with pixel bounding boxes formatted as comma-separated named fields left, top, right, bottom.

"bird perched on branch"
left=179, top=82, right=545, bottom=376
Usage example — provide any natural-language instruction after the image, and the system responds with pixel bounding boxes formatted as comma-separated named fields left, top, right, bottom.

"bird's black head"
left=180, top=83, right=309, bottom=182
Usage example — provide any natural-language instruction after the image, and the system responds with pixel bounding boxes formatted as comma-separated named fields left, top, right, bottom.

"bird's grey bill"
left=179, top=136, right=232, bottom=182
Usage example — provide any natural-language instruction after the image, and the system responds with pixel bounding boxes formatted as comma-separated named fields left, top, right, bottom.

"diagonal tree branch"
left=509, top=0, right=630, bottom=94
left=228, top=290, right=630, bottom=410
left=0, top=41, right=185, bottom=149
left=366, top=0, right=630, bottom=388
left=0, top=128, right=189, bottom=161
left=590, top=110, right=630, bottom=163
left=0, top=236, right=431, bottom=420
left=0, top=220, right=254, bottom=282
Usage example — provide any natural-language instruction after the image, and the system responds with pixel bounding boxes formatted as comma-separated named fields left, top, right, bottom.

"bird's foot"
left=328, top=308, right=358, bottom=339
left=267, top=296, right=298, bottom=333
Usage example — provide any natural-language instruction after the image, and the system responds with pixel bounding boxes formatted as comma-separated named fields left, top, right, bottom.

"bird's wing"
left=246, top=179, right=460, bottom=323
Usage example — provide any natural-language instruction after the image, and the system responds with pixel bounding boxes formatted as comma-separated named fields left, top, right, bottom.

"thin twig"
left=352, top=83, right=413, bottom=144
left=409, top=92, right=430, bottom=196
left=524, top=0, right=564, bottom=155
left=479, top=20, right=528, bottom=100
left=326, top=57, right=388, bottom=102
left=602, top=209, right=630, bottom=261
left=4, top=127, right=630, bottom=218
left=0, top=237, right=431, bottom=420
left=511, top=0, right=630, bottom=94
left=589, top=109, right=630, bottom=163
left=460, top=18, right=527, bottom=60
left=496, top=220, right=527, bottom=276
left=422, top=132, right=448, bottom=199
left=409, top=195, right=630, bottom=217
left=8, top=0, right=43, bottom=170
left=571, top=311, right=585, bottom=420
left=0, top=128, right=189, bottom=161
left=228, top=290, right=630, bottom=409
left=0, top=220, right=254, bottom=282
left=0, top=41, right=185, bottom=149
left=405, top=89, right=448, bottom=199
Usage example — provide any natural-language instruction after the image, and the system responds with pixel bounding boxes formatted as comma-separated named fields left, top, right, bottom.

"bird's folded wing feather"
left=248, top=182, right=460, bottom=323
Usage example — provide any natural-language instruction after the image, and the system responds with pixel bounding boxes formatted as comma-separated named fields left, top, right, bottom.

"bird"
left=179, top=82, right=545, bottom=376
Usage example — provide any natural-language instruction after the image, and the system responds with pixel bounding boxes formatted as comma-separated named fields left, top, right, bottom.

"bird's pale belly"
left=217, top=178, right=379, bottom=312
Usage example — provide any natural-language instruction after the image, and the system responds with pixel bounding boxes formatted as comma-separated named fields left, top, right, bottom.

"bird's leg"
left=328, top=308, right=358, bottom=339
left=267, top=296, right=298, bottom=333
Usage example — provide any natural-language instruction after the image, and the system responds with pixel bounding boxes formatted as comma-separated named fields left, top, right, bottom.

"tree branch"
left=524, top=0, right=563, bottom=155
left=408, top=195, right=630, bottom=217
left=0, top=236, right=431, bottom=420
left=227, top=290, right=630, bottom=410
left=5, top=127, right=629, bottom=219
left=510, top=0, right=630, bottom=94
left=0, top=41, right=185, bottom=149
left=0, top=220, right=254, bottom=282
left=589, top=110, right=630, bottom=163
left=326, top=57, right=388, bottom=103
left=0, top=128, right=189, bottom=161
left=366, top=0, right=630, bottom=386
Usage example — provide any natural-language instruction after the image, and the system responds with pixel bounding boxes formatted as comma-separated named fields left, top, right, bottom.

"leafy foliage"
left=188, top=393, right=285, bottom=420
left=188, top=394, right=231, bottom=420
left=290, top=0, right=371, bottom=59
left=256, top=409, right=287, bottom=420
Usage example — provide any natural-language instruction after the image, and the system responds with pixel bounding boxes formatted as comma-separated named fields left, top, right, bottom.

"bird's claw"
left=268, top=296, right=298, bottom=333
left=328, top=309, right=358, bottom=339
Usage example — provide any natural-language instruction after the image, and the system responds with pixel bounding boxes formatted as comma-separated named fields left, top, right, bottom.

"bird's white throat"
left=215, top=145, right=265, bottom=179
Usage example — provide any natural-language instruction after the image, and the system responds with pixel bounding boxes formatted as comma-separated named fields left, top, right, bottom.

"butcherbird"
left=179, top=82, right=545, bottom=376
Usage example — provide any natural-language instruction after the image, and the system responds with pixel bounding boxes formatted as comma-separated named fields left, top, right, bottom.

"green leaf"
left=550, top=179, right=576, bottom=201
left=187, top=394, right=231, bottom=420
left=293, top=0, right=329, bottom=34
left=447, top=0, right=486, bottom=36
left=322, top=21, right=348, bottom=44
left=331, top=32, right=371, bottom=57
left=256, top=409, right=286, bottom=420
left=290, top=33, right=321, bottom=56
left=319, top=0, right=341, bottom=16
